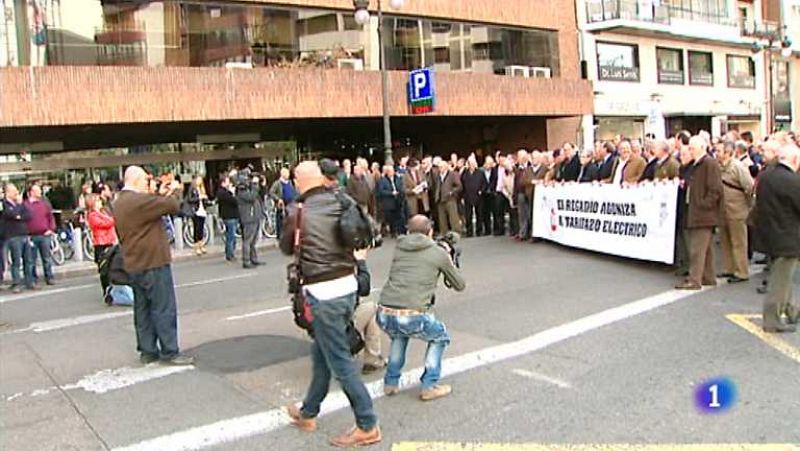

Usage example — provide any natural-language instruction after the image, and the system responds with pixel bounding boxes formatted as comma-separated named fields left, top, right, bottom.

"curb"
left=50, top=241, right=279, bottom=280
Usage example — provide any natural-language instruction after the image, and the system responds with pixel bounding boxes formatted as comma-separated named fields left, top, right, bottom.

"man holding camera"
left=114, top=166, right=193, bottom=365
left=236, top=171, right=263, bottom=269
left=377, top=215, right=466, bottom=401
left=280, top=161, right=381, bottom=448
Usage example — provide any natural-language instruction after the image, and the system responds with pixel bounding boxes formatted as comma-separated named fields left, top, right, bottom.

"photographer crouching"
left=279, top=161, right=381, bottom=448
left=377, top=214, right=466, bottom=401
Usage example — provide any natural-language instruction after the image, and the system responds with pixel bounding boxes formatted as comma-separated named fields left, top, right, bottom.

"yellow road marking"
left=392, top=444, right=800, bottom=451
left=725, top=314, right=800, bottom=364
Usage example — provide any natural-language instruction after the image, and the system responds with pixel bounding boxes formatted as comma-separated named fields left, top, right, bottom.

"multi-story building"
left=576, top=0, right=795, bottom=143
left=0, top=0, right=591, bottom=177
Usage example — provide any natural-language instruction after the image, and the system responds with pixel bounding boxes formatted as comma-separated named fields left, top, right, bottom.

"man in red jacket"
left=25, top=183, right=57, bottom=286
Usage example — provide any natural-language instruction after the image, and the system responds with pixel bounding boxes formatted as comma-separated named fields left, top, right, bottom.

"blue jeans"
left=376, top=308, right=450, bottom=390
left=6, top=236, right=33, bottom=288
left=223, top=218, right=238, bottom=260
left=29, top=235, right=54, bottom=282
left=129, top=265, right=180, bottom=359
left=301, top=291, right=377, bottom=431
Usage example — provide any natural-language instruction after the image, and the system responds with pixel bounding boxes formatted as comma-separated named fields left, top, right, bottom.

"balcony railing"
left=586, top=0, right=671, bottom=24
left=586, top=0, right=736, bottom=27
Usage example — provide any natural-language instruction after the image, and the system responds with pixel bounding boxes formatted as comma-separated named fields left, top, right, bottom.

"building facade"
left=576, top=0, right=795, bottom=144
left=0, top=0, right=592, bottom=174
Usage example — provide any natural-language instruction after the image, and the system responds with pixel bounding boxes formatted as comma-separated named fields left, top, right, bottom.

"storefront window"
left=656, top=47, right=684, bottom=84
left=597, top=42, right=639, bottom=82
left=726, top=55, right=755, bottom=89
left=688, top=51, right=714, bottom=86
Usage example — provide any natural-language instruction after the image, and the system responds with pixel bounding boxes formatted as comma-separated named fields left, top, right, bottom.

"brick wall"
left=0, top=66, right=592, bottom=128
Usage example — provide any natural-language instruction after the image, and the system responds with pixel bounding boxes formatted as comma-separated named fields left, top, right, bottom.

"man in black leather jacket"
left=236, top=178, right=262, bottom=269
left=279, top=161, right=381, bottom=448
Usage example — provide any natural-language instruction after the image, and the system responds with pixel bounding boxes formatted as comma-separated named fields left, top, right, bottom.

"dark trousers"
left=275, top=207, right=285, bottom=240
left=508, top=204, right=519, bottom=237
left=493, top=194, right=508, bottom=235
left=29, top=234, right=54, bottom=282
left=7, top=236, right=33, bottom=288
left=383, top=206, right=404, bottom=236
left=129, top=265, right=180, bottom=359
left=93, top=244, right=112, bottom=296
left=480, top=193, right=494, bottom=236
left=301, top=291, right=378, bottom=431
left=0, top=239, right=5, bottom=284
left=223, top=219, right=238, bottom=260
left=192, top=215, right=205, bottom=243
left=516, top=193, right=532, bottom=239
left=241, top=222, right=259, bottom=264
left=464, top=197, right=483, bottom=236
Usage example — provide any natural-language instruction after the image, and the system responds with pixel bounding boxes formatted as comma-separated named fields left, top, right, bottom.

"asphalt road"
left=1, top=237, right=798, bottom=451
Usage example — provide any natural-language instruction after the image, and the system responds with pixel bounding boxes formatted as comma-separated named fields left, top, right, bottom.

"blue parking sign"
left=408, top=68, right=435, bottom=114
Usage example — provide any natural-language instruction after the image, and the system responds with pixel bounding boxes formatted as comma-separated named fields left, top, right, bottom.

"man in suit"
left=597, top=142, right=617, bottom=183
left=653, top=140, right=680, bottom=180
left=377, top=165, right=406, bottom=237
left=114, top=166, right=193, bottom=365
left=513, top=150, right=535, bottom=240
left=752, top=143, right=800, bottom=333
left=577, top=149, right=600, bottom=183
left=639, top=141, right=659, bottom=182
left=346, top=164, right=373, bottom=213
left=610, top=140, right=646, bottom=185
left=435, top=159, right=463, bottom=235
left=461, top=156, right=487, bottom=237
left=556, top=143, right=581, bottom=182
left=402, top=159, right=429, bottom=218
left=717, top=140, right=754, bottom=284
left=481, top=156, right=497, bottom=236
left=675, top=136, right=724, bottom=290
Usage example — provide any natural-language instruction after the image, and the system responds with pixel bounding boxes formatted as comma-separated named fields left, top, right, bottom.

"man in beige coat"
left=717, top=141, right=754, bottom=283
left=403, top=159, right=429, bottom=217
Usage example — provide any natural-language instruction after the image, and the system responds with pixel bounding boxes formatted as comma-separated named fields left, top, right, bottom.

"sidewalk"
left=50, top=240, right=279, bottom=280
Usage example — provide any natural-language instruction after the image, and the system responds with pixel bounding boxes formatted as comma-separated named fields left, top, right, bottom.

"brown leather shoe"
left=330, top=425, right=382, bottom=448
left=674, top=281, right=701, bottom=290
left=420, top=384, right=452, bottom=401
left=285, top=404, right=316, bottom=432
left=383, top=385, right=400, bottom=396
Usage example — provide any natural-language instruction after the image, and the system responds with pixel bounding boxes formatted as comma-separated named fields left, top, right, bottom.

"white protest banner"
left=532, top=181, right=679, bottom=264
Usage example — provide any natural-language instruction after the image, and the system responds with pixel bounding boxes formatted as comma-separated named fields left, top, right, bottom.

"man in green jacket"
left=377, top=215, right=466, bottom=401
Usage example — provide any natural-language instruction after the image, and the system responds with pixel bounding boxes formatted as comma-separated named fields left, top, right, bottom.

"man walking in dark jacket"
left=281, top=161, right=381, bottom=448
left=752, top=144, right=800, bottom=333
left=2, top=184, right=33, bottom=293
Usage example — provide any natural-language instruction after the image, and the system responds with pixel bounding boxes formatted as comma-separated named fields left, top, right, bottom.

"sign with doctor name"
left=408, top=68, right=435, bottom=115
left=532, top=182, right=679, bottom=264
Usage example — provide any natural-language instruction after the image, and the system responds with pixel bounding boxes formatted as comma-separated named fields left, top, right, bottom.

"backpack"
left=98, top=244, right=131, bottom=286
left=334, top=191, right=377, bottom=250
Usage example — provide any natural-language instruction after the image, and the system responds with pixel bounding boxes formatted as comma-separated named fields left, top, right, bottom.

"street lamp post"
left=354, top=0, right=405, bottom=166
left=749, top=24, right=792, bottom=133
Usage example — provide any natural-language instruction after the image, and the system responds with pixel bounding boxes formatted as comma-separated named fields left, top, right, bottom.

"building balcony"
left=584, top=0, right=753, bottom=46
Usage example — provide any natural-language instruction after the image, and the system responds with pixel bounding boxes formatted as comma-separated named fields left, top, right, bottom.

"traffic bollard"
left=174, top=217, right=184, bottom=251
left=73, top=227, right=84, bottom=262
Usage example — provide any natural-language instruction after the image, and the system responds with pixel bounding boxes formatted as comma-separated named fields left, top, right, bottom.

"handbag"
left=289, top=203, right=366, bottom=355
left=289, top=203, right=314, bottom=334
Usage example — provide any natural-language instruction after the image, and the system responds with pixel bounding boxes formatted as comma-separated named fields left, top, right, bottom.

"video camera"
left=234, top=165, right=262, bottom=191
left=435, top=231, right=462, bottom=269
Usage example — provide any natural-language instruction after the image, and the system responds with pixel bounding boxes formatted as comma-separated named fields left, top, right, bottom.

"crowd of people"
left=1, top=128, right=798, bottom=447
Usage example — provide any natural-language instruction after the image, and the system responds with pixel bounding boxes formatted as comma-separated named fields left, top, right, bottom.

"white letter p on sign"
left=413, top=73, right=427, bottom=99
